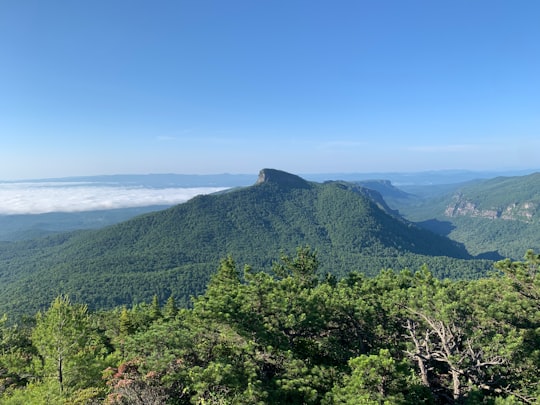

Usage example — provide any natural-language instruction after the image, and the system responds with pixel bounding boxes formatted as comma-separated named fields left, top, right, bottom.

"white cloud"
left=0, top=183, right=228, bottom=215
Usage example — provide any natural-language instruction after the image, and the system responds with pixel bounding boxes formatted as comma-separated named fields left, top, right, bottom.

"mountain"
left=351, top=179, right=422, bottom=214
left=304, top=168, right=540, bottom=185
left=443, top=173, right=540, bottom=222
left=392, top=172, right=540, bottom=260
left=0, top=169, right=491, bottom=317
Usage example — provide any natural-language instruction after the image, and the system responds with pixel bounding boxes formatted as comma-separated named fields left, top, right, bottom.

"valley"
left=381, top=172, right=540, bottom=260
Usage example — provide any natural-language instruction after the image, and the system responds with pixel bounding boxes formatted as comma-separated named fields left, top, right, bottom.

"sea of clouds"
left=0, top=182, right=228, bottom=215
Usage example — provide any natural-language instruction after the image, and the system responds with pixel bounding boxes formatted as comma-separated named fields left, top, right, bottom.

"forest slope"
left=392, top=172, right=540, bottom=259
left=0, top=169, right=491, bottom=317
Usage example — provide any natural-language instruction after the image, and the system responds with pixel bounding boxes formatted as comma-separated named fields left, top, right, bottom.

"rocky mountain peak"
left=255, top=168, right=311, bottom=189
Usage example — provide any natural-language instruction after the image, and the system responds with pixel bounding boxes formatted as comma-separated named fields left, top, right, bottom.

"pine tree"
left=163, top=296, right=178, bottom=319
left=32, top=295, right=91, bottom=394
left=119, top=307, right=133, bottom=336
left=150, top=295, right=161, bottom=321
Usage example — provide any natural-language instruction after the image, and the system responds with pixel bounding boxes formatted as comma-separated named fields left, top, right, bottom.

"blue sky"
left=1, top=1, right=539, bottom=180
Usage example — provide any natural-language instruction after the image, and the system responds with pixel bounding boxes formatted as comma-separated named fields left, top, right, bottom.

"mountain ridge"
left=443, top=173, right=540, bottom=223
left=0, top=169, right=491, bottom=317
left=390, top=172, right=540, bottom=259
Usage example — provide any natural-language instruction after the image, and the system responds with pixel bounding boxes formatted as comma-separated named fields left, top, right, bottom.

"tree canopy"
left=0, top=248, right=538, bottom=404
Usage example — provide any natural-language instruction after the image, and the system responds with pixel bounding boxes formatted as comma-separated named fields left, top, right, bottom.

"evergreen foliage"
left=0, top=249, right=538, bottom=404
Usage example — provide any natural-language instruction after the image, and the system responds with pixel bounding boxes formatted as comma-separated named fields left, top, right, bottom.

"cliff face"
left=445, top=193, right=537, bottom=222
left=255, top=168, right=311, bottom=189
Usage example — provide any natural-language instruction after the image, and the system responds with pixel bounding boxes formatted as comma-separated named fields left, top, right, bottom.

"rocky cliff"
left=445, top=192, right=537, bottom=222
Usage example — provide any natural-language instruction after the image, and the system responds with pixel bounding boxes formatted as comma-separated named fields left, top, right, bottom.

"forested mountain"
left=391, top=172, right=540, bottom=260
left=0, top=169, right=491, bottom=317
left=444, top=173, right=540, bottom=221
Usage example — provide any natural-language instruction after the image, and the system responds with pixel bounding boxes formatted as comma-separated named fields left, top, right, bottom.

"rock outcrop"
left=255, top=168, right=311, bottom=189
left=445, top=193, right=537, bottom=222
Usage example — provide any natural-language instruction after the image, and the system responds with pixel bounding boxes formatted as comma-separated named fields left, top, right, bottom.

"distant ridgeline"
left=444, top=174, right=540, bottom=222
left=0, top=168, right=492, bottom=317
left=386, top=172, right=540, bottom=260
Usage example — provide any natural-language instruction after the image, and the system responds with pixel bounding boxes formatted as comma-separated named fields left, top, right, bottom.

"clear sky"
left=1, top=0, right=539, bottom=180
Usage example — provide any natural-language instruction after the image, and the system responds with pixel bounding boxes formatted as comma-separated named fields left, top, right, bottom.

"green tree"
left=495, top=249, right=540, bottom=311
left=326, top=348, right=430, bottom=404
left=149, top=295, right=162, bottom=321
left=163, top=296, right=178, bottom=319
left=494, top=251, right=540, bottom=402
left=119, top=307, right=133, bottom=337
left=0, top=315, right=37, bottom=394
left=32, top=295, right=98, bottom=395
left=402, top=268, right=524, bottom=403
left=272, top=245, right=320, bottom=287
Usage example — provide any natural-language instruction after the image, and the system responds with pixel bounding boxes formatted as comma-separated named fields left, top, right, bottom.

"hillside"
left=0, top=169, right=491, bottom=317
left=0, top=206, right=171, bottom=241
left=393, top=172, right=540, bottom=259
left=444, top=173, right=540, bottom=221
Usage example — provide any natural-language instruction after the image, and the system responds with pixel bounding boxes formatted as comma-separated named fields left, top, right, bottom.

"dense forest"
left=391, top=173, right=540, bottom=261
left=0, top=247, right=538, bottom=404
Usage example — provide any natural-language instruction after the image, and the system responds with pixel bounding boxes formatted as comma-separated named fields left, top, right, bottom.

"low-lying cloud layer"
left=0, top=182, right=228, bottom=215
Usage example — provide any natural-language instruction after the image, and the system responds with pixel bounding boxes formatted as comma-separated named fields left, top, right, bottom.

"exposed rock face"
left=445, top=193, right=537, bottom=222
left=501, top=202, right=536, bottom=220
left=255, top=168, right=311, bottom=189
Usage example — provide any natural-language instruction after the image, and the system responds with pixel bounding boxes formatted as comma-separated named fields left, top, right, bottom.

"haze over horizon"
left=1, top=1, right=539, bottom=180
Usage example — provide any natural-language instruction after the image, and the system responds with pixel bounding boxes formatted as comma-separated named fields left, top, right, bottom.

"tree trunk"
left=58, top=357, right=64, bottom=393
left=451, top=368, right=460, bottom=402
left=416, top=356, right=430, bottom=387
